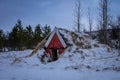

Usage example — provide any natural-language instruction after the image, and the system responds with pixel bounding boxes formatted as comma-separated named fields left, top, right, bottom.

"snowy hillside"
left=0, top=28, right=120, bottom=80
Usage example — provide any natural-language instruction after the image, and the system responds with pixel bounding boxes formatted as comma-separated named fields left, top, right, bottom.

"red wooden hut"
left=44, top=27, right=67, bottom=61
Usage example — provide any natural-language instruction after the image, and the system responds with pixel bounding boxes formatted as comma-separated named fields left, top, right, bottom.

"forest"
left=0, top=19, right=51, bottom=51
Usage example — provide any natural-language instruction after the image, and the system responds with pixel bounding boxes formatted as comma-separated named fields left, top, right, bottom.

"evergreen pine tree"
left=9, top=25, right=19, bottom=50
left=8, top=19, right=24, bottom=50
left=25, top=25, right=33, bottom=48
left=33, top=24, right=42, bottom=46
left=42, top=24, right=51, bottom=38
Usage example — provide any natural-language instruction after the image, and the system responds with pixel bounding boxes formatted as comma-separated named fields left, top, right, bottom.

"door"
left=51, top=48, right=58, bottom=61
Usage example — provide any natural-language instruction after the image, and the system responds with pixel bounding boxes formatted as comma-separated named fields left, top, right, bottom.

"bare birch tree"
left=74, top=0, right=81, bottom=33
left=87, top=8, right=93, bottom=34
left=98, top=0, right=110, bottom=44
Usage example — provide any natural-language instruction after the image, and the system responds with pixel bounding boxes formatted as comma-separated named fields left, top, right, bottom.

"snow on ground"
left=0, top=63, right=120, bottom=80
left=0, top=29, right=120, bottom=80
left=0, top=48, right=120, bottom=80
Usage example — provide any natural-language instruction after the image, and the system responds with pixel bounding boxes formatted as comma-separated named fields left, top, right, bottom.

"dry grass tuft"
left=94, top=44, right=99, bottom=47
left=11, top=58, right=21, bottom=64
left=84, top=45, right=92, bottom=49
left=106, top=46, right=111, bottom=52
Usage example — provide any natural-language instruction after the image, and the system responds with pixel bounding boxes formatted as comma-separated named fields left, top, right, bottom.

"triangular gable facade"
left=44, top=27, right=67, bottom=61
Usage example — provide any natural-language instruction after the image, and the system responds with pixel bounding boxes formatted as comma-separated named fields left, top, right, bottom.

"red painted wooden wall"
left=46, top=33, right=64, bottom=55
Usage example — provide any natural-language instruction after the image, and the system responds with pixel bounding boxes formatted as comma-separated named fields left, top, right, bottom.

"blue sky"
left=0, top=0, right=120, bottom=31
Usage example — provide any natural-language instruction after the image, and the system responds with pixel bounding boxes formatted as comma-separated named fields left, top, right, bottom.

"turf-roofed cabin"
left=44, top=27, right=67, bottom=61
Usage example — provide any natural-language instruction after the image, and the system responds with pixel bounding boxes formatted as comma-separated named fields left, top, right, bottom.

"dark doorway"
left=51, top=48, right=58, bottom=61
